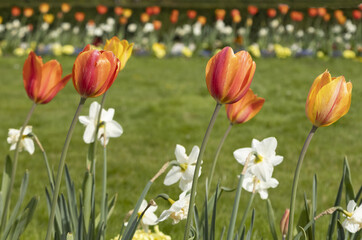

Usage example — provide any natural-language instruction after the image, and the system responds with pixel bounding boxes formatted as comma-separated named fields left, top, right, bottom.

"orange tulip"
left=23, top=8, right=34, bottom=18
left=230, top=9, right=240, bottom=18
left=23, top=52, right=71, bottom=104
left=152, top=6, right=161, bottom=15
left=61, top=3, right=71, bottom=13
left=247, top=5, right=258, bottom=16
left=153, top=20, right=162, bottom=30
left=119, top=16, right=128, bottom=25
left=334, top=10, right=346, bottom=24
left=11, top=7, right=21, bottom=17
left=323, top=13, right=331, bottom=22
left=140, top=13, right=150, bottom=23
left=305, top=70, right=352, bottom=127
left=74, top=12, right=85, bottom=22
left=187, top=10, right=197, bottom=19
left=43, top=14, right=54, bottom=24
left=170, top=10, right=179, bottom=24
left=197, top=16, right=207, bottom=25
left=215, top=9, right=226, bottom=20
left=317, top=7, right=327, bottom=17
left=290, top=11, right=304, bottom=22
left=206, top=47, right=256, bottom=104
left=96, top=5, right=108, bottom=15
left=72, top=45, right=121, bottom=98
left=104, top=37, right=134, bottom=70
left=278, top=4, right=289, bottom=15
left=233, top=14, right=242, bottom=23
left=114, top=6, right=123, bottom=16
left=226, top=89, right=264, bottom=124
left=39, top=3, right=50, bottom=14
left=308, top=8, right=318, bottom=17
left=267, top=8, right=277, bottom=18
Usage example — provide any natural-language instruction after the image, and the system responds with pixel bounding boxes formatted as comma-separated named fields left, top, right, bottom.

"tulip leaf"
left=343, top=157, right=355, bottom=203
left=336, top=221, right=345, bottom=240
left=82, top=170, right=92, bottom=234
left=312, top=175, right=317, bottom=240
left=0, top=155, right=12, bottom=221
left=65, top=165, right=78, bottom=234
left=245, top=209, right=255, bottom=240
left=219, top=226, right=226, bottom=240
left=266, top=199, right=278, bottom=240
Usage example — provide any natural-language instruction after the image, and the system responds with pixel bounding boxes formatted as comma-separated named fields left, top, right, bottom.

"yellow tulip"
left=104, top=37, right=133, bottom=70
left=305, top=70, right=352, bottom=127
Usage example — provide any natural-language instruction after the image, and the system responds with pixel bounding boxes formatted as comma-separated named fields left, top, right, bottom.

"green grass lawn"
left=0, top=55, right=361, bottom=239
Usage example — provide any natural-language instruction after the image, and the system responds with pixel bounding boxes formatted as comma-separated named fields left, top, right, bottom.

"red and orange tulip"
left=305, top=70, right=352, bottom=127
left=11, top=7, right=21, bottom=17
left=23, top=8, right=34, bottom=18
left=96, top=5, right=108, bottom=15
left=114, top=7, right=123, bottom=16
left=23, top=52, right=71, bottom=104
left=153, top=20, right=162, bottom=30
left=206, top=47, right=256, bottom=104
left=290, top=11, right=304, bottom=22
left=317, top=7, right=327, bottom=17
left=140, top=13, right=150, bottom=23
left=122, top=9, right=132, bottom=18
left=74, top=12, right=85, bottom=22
left=215, top=9, right=226, bottom=20
left=267, top=8, right=277, bottom=18
left=72, top=45, right=121, bottom=98
left=226, top=89, right=264, bottom=124
left=247, top=5, right=258, bottom=16
left=170, top=10, right=179, bottom=24
left=61, top=3, right=71, bottom=13
left=308, top=8, right=318, bottom=17
left=187, top=10, right=197, bottom=19
left=197, top=16, right=207, bottom=25
left=278, top=4, right=289, bottom=15
left=352, top=10, right=361, bottom=20
left=104, top=37, right=133, bottom=70
left=43, top=13, right=54, bottom=24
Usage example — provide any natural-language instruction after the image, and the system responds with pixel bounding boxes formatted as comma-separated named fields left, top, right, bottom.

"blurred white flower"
left=128, top=23, right=137, bottom=33
left=106, top=17, right=116, bottom=25
left=335, top=36, right=343, bottom=43
left=290, top=43, right=301, bottom=52
left=49, top=29, right=61, bottom=39
left=61, top=22, right=71, bottom=31
left=175, top=27, right=185, bottom=36
left=79, top=101, right=123, bottom=146
left=12, top=19, right=20, bottom=28
left=270, top=19, right=279, bottom=29
left=344, top=33, right=352, bottom=41
left=141, top=37, right=149, bottom=45
left=193, top=22, right=202, bottom=36
left=164, top=144, right=201, bottom=191
left=277, top=26, right=285, bottom=34
left=234, top=137, right=283, bottom=182
left=41, top=22, right=49, bottom=31
left=286, top=24, right=294, bottom=33
left=94, top=27, right=103, bottom=36
left=100, top=23, right=112, bottom=33
left=307, top=27, right=315, bottom=34
left=170, top=43, right=185, bottom=55
left=0, top=24, right=4, bottom=33
left=222, top=26, right=233, bottom=35
left=5, top=22, right=12, bottom=30
left=7, top=126, right=34, bottom=155
left=332, top=25, right=342, bottom=34
left=242, top=172, right=279, bottom=199
left=345, top=21, right=356, bottom=33
left=342, top=200, right=362, bottom=233
left=183, top=24, right=192, bottom=34
left=215, top=20, right=225, bottom=31
left=157, top=191, right=190, bottom=224
left=296, top=30, right=304, bottom=38
left=237, top=27, right=246, bottom=36
left=73, top=26, right=80, bottom=34
left=143, top=23, right=154, bottom=33
left=258, top=28, right=268, bottom=37
left=316, top=30, right=325, bottom=38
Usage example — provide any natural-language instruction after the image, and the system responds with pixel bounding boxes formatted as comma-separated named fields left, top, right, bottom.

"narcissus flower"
left=157, top=191, right=190, bottom=224
left=104, top=37, right=133, bottom=70
left=164, top=144, right=201, bottom=191
left=7, top=126, right=34, bottom=154
left=23, top=51, right=71, bottom=104
left=206, top=47, right=256, bottom=104
left=226, top=89, right=264, bottom=124
left=305, top=70, right=352, bottom=127
left=242, top=172, right=279, bottom=199
left=342, top=200, right=362, bottom=233
left=72, top=45, right=121, bottom=98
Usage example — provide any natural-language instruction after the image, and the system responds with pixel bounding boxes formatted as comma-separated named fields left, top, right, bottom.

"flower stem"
left=237, top=192, right=255, bottom=235
left=1, top=102, right=36, bottom=230
left=183, top=102, right=222, bottom=240
left=45, top=97, right=86, bottom=240
left=100, top=144, right=107, bottom=240
left=207, top=123, right=233, bottom=194
left=287, top=125, right=317, bottom=240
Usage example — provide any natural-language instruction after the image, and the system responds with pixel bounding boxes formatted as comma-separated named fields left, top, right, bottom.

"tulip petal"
left=23, top=52, right=43, bottom=101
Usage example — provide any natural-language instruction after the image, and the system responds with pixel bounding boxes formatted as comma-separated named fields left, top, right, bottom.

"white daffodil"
left=7, top=126, right=34, bottom=155
left=164, top=144, right=200, bottom=191
left=157, top=191, right=190, bottom=224
left=138, top=199, right=158, bottom=231
left=342, top=200, right=362, bottom=233
left=242, top=172, right=279, bottom=199
left=233, top=137, right=283, bottom=182
left=79, top=101, right=123, bottom=146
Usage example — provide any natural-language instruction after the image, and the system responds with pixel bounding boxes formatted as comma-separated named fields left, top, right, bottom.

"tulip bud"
left=226, top=89, right=264, bottom=124
left=206, top=47, right=256, bottom=104
left=72, top=45, right=121, bottom=98
left=280, top=209, right=290, bottom=238
left=104, top=36, right=134, bottom=70
left=305, top=70, right=352, bottom=127
left=23, top=52, right=71, bottom=104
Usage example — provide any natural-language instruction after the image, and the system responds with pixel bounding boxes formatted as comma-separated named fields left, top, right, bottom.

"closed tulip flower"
left=72, top=45, right=120, bottom=98
left=206, top=47, right=256, bottom=104
left=39, top=3, right=50, bottom=14
left=226, top=89, right=264, bottom=124
left=104, top=36, right=134, bottom=70
left=306, top=70, right=352, bottom=127
left=23, top=51, right=71, bottom=104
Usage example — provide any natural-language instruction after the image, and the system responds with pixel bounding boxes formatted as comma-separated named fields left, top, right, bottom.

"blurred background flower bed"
left=0, top=0, right=361, bottom=59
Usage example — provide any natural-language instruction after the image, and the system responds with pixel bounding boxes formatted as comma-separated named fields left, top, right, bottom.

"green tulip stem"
left=183, top=102, right=222, bottom=240
left=1, top=102, right=36, bottom=230
left=287, top=125, right=318, bottom=240
left=45, top=97, right=86, bottom=240
left=207, top=123, right=233, bottom=194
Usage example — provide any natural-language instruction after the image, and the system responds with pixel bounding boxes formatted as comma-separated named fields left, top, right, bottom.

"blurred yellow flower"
left=343, top=50, right=356, bottom=59
left=13, top=48, right=25, bottom=57
left=111, top=226, right=171, bottom=240
left=0, top=16, right=3, bottom=24
left=123, top=9, right=133, bottom=18
left=247, top=44, right=261, bottom=58
left=152, top=43, right=166, bottom=58
left=52, top=43, right=63, bottom=56
left=30, top=41, right=37, bottom=50
left=62, top=45, right=75, bottom=55
left=316, top=51, right=325, bottom=58
left=43, top=14, right=54, bottom=24
left=182, top=47, right=193, bottom=58
left=274, top=44, right=291, bottom=58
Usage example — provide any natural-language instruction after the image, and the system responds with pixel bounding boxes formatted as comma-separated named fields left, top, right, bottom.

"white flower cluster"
left=234, top=137, right=283, bottom=199
left=7, top=126, right=34, bottom=154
